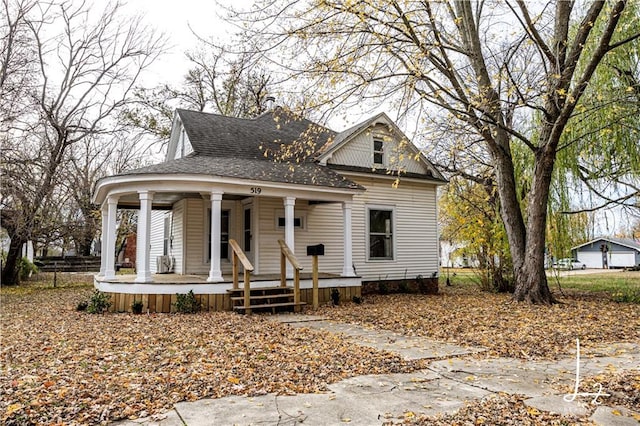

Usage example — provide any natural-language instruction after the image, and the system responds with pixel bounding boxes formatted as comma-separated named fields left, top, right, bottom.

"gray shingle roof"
left=120, top=154, right=364, bottom=190
left=177, top=108, right=335, bottom=160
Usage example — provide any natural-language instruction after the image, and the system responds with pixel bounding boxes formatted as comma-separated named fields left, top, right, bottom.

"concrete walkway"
left=115, top=314, right=640, bottom=426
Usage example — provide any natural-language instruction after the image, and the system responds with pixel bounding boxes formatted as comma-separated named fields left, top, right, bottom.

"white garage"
left=572, top=237, right=640, bottom=269
left=577, top=251, right=604, bottom=269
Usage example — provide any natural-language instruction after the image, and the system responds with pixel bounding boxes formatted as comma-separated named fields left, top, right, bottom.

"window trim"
left=366, top=205, right=396, bottom=262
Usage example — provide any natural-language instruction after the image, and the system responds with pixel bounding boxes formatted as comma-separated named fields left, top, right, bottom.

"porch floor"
left=104, top=272, right=343, bottom=285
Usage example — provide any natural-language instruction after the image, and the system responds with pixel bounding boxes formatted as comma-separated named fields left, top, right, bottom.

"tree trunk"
left=513, top=147, right=557, bottom=304
left=1, top=235, right=26, bottom=286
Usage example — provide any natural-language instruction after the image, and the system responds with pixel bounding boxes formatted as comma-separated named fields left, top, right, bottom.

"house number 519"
left=250, top=187, right=262, bottom=194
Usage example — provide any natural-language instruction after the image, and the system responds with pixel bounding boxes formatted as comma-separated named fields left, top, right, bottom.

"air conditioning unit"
left=156, top=255, right=174, bottom=274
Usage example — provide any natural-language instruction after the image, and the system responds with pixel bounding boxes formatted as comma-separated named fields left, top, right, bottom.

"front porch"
left=95, top=273, right=362, bottom=313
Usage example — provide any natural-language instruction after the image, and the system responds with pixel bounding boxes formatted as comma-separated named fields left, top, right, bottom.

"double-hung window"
left=368, top=208, right=393, bottom=260
left=373, top=139, right=384, bottom=165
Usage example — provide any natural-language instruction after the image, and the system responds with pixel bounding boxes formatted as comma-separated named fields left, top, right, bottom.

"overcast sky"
left=125, top=0, right=252, bottom=86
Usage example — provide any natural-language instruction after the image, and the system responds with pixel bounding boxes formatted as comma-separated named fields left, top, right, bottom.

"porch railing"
left=229, top=239, right=254, bottom=312
left=278, top=239, right=302, bottom=312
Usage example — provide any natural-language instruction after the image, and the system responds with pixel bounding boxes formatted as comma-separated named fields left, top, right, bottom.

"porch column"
left=135, top=191, right=154, bottom=283
left=284, top=196, right=296, bottom=278
left=342, top=200, right=356, bottom=276
left=104, top=195, right=119, bottom=280
left=207, top=191, right=224, bottom=282
left=99, top=205, right=107, bottom=276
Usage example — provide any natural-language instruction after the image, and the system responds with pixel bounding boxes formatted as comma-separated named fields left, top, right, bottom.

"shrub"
left=19, top=257, right=38, bottom=280
left=131, top=300, right=144, bottom=314
left=331, top=288, right=340, bottom=305
left=175, top=290, right=200, bottom=313
left=87, top=290, right=112, bottom=314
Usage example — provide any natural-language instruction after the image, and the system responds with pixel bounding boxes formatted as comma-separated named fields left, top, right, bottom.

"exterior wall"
left=145, top=176, right=439, bottom=282
left=183, top=197, right=242, bottom=275
left=256, top=198, right=345, bottom=275
left=328, top=124, right=428, bottom=174
left=349, top=175, right=439, bottom=281
left=149, top=210, right=166, bottom=274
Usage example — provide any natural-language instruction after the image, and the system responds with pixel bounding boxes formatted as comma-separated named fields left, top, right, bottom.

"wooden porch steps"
left=228, top=286, right=305, bottom=313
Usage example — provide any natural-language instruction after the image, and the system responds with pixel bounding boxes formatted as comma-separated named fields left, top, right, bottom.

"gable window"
left=368, top=208, right=393, bottom=260
left=373, top=139, right=384, bottom=165
left=207, top=209, right=230, bottom=260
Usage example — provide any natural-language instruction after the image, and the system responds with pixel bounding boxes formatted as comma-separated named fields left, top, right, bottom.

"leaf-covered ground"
left=2, top=280, right=639, bottom=425
left=315, top=290, right=640, bottom=360
left=395, top=393, right=597, bottom=425
left=0, top=286, right=418, bottom=425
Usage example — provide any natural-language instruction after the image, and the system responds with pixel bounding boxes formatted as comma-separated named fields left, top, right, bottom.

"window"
left=368, top=208, right=393, bottom=259
left=277, top=217, right=303, bottom=228
left=275, top=210, right=306, bottom=230
left=244, top=208, right=251, bottom=252
left=207, top=209, right=230, bottom=260
left=373, top=139, right=384, bottom=165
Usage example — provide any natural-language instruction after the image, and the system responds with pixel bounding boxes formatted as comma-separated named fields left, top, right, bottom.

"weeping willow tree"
left=556, top=1, right=640, bottom=217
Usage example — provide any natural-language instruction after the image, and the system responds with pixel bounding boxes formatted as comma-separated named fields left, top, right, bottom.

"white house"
left=92, top=107, right=447, bottom=312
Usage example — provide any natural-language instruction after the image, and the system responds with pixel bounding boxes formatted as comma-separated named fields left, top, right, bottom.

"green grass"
left=551, top=271, right=640, bottom=302
left=0, top=272, right=94, bottom=295
left=441, top=268, right=640, bottom=302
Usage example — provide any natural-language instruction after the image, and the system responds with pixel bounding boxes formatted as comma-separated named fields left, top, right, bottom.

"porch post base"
left=134, top=275, right=153, bottom=283
left=206, top=273, right=224, bottom=283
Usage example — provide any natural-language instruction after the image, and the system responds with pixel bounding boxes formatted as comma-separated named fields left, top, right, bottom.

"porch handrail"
left=277, top=239, right=302, bottom=311
left=229, top=239, right=254, bottom=313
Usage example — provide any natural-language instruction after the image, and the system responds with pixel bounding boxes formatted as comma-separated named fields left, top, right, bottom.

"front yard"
left=1, top=271, right=639, bottom=424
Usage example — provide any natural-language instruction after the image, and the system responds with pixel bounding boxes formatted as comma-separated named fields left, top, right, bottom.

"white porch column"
left=25, top=241, right=34, bottom=263
left=104, top=195, right=119, bottom=280
left=135, top=191, right=154, bottom=283
left=284, top=196, right=296, bottom=278
left=207, top=191, right=224, bottom=282
left=99, top=205, right=107, bottom=276
left=342, top=200, right=356, bottom=276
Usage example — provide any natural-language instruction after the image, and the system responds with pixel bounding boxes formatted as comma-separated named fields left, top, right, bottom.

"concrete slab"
left=278, top=318, right=484, bottom=360
left=590, top=406, right=640, bottom=426
left=173, top=395, right=280, bottom=426
left=524, top=395, right=590, bottom=417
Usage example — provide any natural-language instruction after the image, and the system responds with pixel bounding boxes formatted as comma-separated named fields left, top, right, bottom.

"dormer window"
left=373, top=139, right=384, bottom=165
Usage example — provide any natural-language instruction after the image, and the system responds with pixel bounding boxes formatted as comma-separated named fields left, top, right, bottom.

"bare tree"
left=235, top=0, right=640, bottom=304
left=124, top=43, right=271, bottom=145
left=1, top=0, right=165, bottom=285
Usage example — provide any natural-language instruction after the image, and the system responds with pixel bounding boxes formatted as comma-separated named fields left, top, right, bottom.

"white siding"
left=172, top=200, right=184, bottom=274
left=350, top=176, right=439, bottom=281
left=183, top=197, right=239, bottom=274
left=254, top=198, right=345, bottom=275
left=149, top=210, right=166, bottom=274
left=329, top=124, right=428, bottom=174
